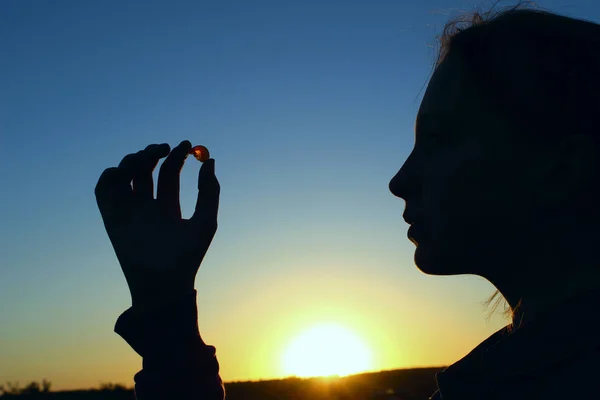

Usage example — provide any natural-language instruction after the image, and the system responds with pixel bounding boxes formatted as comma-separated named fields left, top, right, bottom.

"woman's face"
left=389, top=53, right=543, bottom=277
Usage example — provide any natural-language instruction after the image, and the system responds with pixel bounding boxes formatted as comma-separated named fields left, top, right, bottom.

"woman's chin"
left=413, top=245, right=460, bottom=276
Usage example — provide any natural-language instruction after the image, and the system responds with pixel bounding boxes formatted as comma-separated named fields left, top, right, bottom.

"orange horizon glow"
left=3, top=270, right=508, bottom=392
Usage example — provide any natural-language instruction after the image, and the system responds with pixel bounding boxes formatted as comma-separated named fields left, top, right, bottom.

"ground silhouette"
left=0, top=367, right=444, bottom=400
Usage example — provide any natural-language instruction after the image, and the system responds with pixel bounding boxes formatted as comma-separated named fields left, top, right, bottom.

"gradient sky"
left=1, top=0, right=596, bottom=391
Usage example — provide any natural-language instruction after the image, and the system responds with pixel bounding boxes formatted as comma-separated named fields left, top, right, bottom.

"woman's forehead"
left=417, top=56, right=474, bottom=127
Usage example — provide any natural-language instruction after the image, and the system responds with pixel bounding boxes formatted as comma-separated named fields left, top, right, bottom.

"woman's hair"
left=437, top=1, right=600, bottom=146
left=435, top=2, right=600, bottom=323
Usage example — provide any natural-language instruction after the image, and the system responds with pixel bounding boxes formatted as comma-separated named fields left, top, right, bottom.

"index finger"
left=157, top=140, right=192, bottom=219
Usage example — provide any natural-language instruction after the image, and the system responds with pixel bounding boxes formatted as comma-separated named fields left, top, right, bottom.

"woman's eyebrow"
left=416, top=111, right=455, bottom=133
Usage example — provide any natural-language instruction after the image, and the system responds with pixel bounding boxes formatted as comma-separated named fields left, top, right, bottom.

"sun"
left=282, top=323, right=373, bottom=377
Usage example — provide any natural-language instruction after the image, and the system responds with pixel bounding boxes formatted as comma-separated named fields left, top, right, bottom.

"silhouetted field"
left=0, top=367, right=445, bottom=400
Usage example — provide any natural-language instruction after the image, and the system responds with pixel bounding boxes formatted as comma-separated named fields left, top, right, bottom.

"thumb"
left=198, top=158, right=215, bottom=189
left=192, top=158, right=220, bottom=228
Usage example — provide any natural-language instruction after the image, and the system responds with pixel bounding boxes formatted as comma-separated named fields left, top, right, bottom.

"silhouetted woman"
left=96, top=4, right=600, bottom=400
left=389, top=4, right=600, bottom=399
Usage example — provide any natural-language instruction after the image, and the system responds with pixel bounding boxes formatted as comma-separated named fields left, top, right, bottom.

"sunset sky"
left=1, top=0, right=595, bottom=391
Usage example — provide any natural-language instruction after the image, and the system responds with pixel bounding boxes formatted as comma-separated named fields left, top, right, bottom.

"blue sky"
left=1, top=0, right=596, bottom=390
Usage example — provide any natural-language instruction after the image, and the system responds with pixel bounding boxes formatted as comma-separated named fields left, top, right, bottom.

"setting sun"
left=282, top=323, right=373, bottom=377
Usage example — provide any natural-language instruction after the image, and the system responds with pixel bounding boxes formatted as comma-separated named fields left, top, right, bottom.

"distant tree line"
left=0, top=381, right=134, bottom=399
left=0, top=380, right=52, bottom=397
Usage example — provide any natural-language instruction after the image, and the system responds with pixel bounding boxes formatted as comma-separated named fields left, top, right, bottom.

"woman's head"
left=389, top=3, right=600, bottom=285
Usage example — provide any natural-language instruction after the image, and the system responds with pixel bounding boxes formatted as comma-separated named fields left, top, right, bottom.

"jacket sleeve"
left=114, top=290, right=225, bottom=400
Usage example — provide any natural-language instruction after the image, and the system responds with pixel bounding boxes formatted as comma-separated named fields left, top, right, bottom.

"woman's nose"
left=389, top=153, right=417, bottom=200
left=389, top=170, right=404, bottom=198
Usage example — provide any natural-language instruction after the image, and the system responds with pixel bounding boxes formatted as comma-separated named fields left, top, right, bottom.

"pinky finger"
left=95, top=167, right=132, bottom=221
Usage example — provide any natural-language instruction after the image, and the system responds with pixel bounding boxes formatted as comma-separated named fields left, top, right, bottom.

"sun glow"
left=282, top=323, right=373, bottom=377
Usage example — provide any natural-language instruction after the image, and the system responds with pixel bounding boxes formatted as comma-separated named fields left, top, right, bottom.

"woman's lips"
left=407, top=223, right=421, bottom=245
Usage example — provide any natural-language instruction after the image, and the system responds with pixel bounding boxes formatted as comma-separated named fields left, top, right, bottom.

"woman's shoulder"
left=513, top=345, right=600, bottom=399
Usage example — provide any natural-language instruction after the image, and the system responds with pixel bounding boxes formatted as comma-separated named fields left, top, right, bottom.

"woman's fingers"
left=191, top=158, right=220, bottom=233
left=96, top=144, right=170, bottom=222
left=95, top=150, right=143, bottom=222
left=117, top=151, right=142, bottom=184
left=132, top=144, right=171, bottom=200
left=157, top=140, right=192, bottom=219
